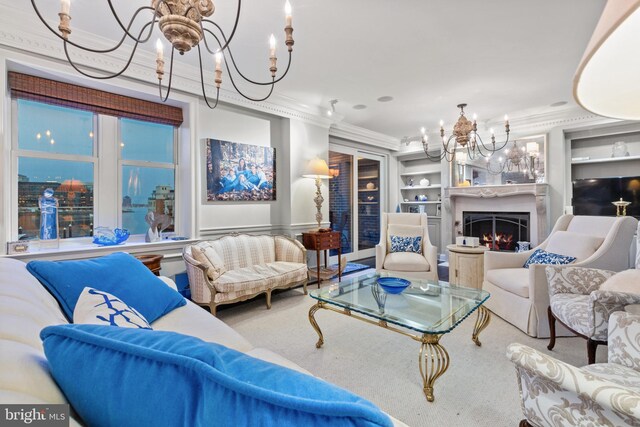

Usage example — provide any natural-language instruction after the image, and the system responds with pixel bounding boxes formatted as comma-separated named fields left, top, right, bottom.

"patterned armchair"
left=508, top=311, right=640, bottom=427
left=546, top=265, right=640, bottom=364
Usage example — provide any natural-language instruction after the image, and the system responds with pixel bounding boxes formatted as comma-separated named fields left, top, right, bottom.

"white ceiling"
left=25, top=0, right=607, bottom=139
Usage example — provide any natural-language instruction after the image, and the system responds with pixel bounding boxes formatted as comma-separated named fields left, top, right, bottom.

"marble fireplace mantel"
left=443, top=184, right=550, bottom=248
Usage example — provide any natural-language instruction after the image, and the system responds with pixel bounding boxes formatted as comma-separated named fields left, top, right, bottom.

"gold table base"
left=308, top=302, right=490, bottom=402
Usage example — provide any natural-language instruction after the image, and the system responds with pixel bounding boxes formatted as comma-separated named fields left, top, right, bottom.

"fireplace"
left=463, top=211, right=530, bottom=251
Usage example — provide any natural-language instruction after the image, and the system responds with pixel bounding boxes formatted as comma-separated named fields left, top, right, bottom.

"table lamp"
left=303, top=157, right=332, bottom=230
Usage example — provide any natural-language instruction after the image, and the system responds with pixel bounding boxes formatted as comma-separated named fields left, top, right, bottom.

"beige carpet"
left=217, top=273, right=605, bottom=427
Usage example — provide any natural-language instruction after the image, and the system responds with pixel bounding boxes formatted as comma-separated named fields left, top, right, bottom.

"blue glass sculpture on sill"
left=39, top=188, right=59, bottom=249
left=92, top=227, right=130, bottom=246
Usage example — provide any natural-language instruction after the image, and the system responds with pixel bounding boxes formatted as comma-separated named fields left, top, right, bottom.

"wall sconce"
left=303, top=158, right=332, bottom=230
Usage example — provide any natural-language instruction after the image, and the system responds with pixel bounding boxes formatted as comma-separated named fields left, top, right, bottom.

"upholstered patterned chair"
left=483, top=214, right=638, bottom=338
left=546, top=265, right=640, bottom=364
left=375, top=213, right=437, bottom=281
left=508, top=311, right=640, bottom=427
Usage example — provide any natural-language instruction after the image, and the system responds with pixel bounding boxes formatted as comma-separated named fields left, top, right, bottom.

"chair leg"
left=266, top=290, right=272, bottom=310
left=208, top=302, right=217, bottom=317
left=547, top=306, right=556, bottom=351
left=519, top=420, right=533, bottom=427
left=587, top=339, right=599, bottom=365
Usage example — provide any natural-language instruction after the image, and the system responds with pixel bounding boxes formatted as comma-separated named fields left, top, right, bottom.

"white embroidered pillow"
left=600, top=269, right=640, bottom=294
left=73, top=287, right=151, bottom=329
left=191, top=242, right=227, bottom=281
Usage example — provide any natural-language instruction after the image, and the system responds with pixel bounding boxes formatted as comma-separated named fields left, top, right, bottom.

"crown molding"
left=329, top=121, right=401, bottom=151
left=0, top=3, right=334, bottom=129
left=483, top=106, right=617, bottom=137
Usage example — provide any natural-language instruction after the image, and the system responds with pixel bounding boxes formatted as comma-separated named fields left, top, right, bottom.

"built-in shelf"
left=359, top=214, right=379, bottom=217
left=358, top=188, right=379, bottom=192
left=358, top=174, right=379, bottom=179
left=400, top=201, right=441, bottom=205
left=400, top=170, right=440, bottom=177
left=571, top=154, right=640, bottom=165
left=358, top=201, right=379, bottom=205
left=400, top=184, right=442, bottom=190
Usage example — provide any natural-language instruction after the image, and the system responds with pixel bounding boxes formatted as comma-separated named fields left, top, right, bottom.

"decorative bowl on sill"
left=92, top=227, right=130, bottom=246
left=377, top=277, right=411, bottom=294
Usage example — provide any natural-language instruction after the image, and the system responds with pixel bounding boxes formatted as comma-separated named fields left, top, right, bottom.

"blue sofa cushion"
left=27, top=252, right=185, bottom=323
left=41, top=325, right=392, bottom=427
left=523, top=249, right=576, bottom=269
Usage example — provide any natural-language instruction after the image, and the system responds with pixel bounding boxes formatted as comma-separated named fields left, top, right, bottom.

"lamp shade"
left=574, top=0, right=640, bottom=119
left=302, top=157, right=332, bottom=179
left=526, top=142, right=539, bottom=154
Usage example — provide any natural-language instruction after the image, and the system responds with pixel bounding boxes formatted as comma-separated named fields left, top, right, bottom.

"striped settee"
left=183, top=234, right=308, bottom=315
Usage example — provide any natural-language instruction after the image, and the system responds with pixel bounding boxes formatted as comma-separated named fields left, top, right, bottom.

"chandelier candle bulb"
left=60, top=0, right=70, bottom=15
left=214, top=52, right=223, bottom=88
left=285, top=1, right=292, bottom=27
left=155, top=39, right=164, bottom=61
left=269, top=34, right=276, bottom=57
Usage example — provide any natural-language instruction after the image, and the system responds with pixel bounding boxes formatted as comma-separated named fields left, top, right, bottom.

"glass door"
left=356, top=155, right=383, bottom=258
left=328, top=148, right=385, bottom=262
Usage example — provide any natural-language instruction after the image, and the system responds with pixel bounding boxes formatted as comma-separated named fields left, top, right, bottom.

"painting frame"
left=204, top=139, right=276, bottom=202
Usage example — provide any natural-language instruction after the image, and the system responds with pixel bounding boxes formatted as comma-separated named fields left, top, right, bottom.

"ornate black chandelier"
left=31, top=0, right=295, bottom=109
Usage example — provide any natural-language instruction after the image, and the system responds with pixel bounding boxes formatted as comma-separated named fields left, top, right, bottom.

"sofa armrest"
left=545, top=265, right=616, bottom=297
left=507, top=343, right=640, bottom=421
left=275, top=235, right=306, bottom=264
left=484, top=250, right=530, bottom=274
left=182, top=247, right=217, bottom=304
left=424, top=242, right=438, bottom=279
left=608, top=311, right=640, bottom=370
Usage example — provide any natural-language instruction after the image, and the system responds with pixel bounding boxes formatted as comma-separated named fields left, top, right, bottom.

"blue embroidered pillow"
left=390, top=235, right=422, bottom=253
left=73, top=287, right=152, bottom=329
left=523, top=249, right=576, bottom=268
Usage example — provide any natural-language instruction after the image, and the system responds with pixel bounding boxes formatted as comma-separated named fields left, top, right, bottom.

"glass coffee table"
left=308, top=272, right=490, bottom=402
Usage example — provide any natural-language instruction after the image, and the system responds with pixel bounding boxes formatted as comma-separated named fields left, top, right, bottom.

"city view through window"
left=16, top=100, right=175, bottom=240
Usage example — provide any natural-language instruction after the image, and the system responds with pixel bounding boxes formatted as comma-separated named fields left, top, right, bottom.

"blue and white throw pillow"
left=390, top=235, right=422, bottom=253
left=523, top=249, right=576, bottom=269
left=73, top=287, right=152, bottom=329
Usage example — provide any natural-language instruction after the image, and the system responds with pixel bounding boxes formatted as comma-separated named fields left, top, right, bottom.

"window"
left=14, top=100, right=177, bottom=241
left=16, top=100, right=96, bottom=239
left=120, top=119, right=176, bottom=235
left=10, top=73, right=183, bottom=245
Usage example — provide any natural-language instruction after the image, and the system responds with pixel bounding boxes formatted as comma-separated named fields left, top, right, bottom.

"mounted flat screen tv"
left=572, top=176, right=640, bottom=218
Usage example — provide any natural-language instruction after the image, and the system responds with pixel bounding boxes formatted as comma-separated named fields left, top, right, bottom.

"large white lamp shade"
left=574, top=0, right=640, bottom=119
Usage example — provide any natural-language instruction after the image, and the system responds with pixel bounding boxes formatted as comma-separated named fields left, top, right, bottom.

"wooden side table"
left=135, top=254, right=164, bottom=276
left=302, top=231, right=342, bottom=287
left=447, top=244, right=488, bottom=289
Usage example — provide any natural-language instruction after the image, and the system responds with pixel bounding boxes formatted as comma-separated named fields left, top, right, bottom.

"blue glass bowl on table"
left=92, top=227, right=130, bottom=246
left=376, top=277, right=411, bottom=294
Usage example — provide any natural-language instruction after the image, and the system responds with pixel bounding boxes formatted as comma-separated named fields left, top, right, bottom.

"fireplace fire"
left=482, top=232, right=514, bottom=251
left=463, top=211, right=530, bottom=252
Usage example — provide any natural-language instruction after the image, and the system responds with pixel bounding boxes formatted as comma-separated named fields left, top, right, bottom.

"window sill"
left=3, top=235, right=198, bottom=261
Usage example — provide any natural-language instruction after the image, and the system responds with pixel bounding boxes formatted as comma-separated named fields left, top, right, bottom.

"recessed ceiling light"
left=353, top=104, right=367, bottom=110
left=550, top=101, right=568, bottom=107
left=377, top=96, right=394, bottom=102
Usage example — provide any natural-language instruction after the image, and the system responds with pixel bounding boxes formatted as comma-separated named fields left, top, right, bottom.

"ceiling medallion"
left=32, top=0, right=295, bottom=109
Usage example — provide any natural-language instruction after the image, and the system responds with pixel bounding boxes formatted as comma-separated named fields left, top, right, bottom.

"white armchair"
left=375, top=213, right=438, bottom=281
left=483, top=214, right=638, bottom=338
left=508, top=311, right=640, bottom=427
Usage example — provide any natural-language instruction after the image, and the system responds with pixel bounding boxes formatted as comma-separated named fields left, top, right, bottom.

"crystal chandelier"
left=418, top=103, right=510, bottom=163
left=31, top=0, right=295, bottom=109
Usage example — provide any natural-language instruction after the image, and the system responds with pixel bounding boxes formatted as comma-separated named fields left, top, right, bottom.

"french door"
left=328, top=147, right=385, bottom=262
